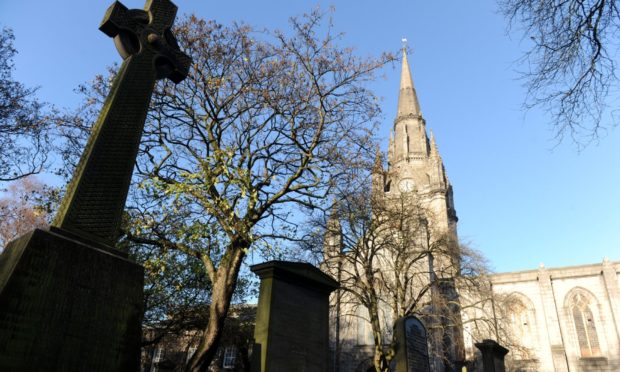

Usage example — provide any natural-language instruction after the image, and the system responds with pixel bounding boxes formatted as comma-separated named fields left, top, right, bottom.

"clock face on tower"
left=399, top=178, right=415, bottom=192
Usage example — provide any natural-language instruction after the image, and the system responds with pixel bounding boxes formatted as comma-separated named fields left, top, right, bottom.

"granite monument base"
left=0, top=228, right=144, bottom=371
left=250, top=261, right=338, bottom=372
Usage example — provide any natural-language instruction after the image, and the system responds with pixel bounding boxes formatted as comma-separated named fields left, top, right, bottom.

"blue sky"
left=2, top=0, right=619, bottom=273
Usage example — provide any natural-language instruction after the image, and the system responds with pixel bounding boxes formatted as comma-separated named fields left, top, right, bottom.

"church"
left=322, top=47, right=620, bottom=372
left=322, top=47, right=465, bottom=371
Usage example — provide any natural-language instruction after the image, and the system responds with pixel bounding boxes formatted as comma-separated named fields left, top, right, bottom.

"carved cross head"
left=99, top=0, right=191, bottom=83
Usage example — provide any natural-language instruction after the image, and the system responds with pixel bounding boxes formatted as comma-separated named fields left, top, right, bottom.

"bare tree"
left=0, top=27, right=50, bottom=181
left=61, top=11, right=393, bottom=371
left=320, top=184, right=493, bottom=372
left=499, top=0, right=620, bottom=146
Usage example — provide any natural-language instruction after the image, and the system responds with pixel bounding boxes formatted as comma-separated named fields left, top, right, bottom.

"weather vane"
left=401, top=37, right=408, bottom=50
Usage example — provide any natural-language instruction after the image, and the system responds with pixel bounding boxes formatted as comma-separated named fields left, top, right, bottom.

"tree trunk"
left=186, top=243, right=246, bottom=371
left=368, top=297, right=389, bottom=372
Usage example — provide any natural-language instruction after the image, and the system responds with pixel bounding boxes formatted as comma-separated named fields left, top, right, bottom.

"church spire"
left=391, top=42, right=428, bottom=165
left=397, top=46, right=421, bottom=119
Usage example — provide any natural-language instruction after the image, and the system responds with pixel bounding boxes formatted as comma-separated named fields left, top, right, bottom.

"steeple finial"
left=397, top=42, right=421, bottom=119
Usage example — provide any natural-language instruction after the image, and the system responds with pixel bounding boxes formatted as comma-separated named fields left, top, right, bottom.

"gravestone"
left=475, top=339, right=509, bottom=372
left=393, top=315, right=431, bottom=372
left=0, top=0, right=190, bottom=370
left=250, top=261, right=339, bottom=372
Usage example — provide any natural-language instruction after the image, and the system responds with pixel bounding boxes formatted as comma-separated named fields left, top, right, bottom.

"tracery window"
left=569, top=292, right=601, bottom=357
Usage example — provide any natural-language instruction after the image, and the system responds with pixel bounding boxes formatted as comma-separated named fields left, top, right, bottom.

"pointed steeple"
left=397, top=46, right=422, bottom=119
left=391, top=42, right=428, bottom=164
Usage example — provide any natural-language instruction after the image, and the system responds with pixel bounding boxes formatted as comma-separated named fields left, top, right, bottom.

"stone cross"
left=52, top=0, right=191, bottom=247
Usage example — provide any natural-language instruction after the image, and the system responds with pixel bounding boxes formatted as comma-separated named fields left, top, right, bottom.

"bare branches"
left=60, top=10, right=391, bottom=370
left=500, top=0, right=620, bottom=146
left=0, top=28, right=50, bottom=181
left=317, top=179, right=496, bottom=370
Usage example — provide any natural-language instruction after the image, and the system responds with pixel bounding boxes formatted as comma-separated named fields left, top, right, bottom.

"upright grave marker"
left=475, top=339, right=509, bottom=372
left=250, top=261, right=339, bottom=372
left=393, top=315, right=431, bottom=372
left=0, top=0, right=190, bottom=370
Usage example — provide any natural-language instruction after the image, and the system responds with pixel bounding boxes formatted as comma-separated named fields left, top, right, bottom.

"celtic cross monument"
left=53, top=0, right=191, bottom=246
left=0, top=1, right=190, bottom=370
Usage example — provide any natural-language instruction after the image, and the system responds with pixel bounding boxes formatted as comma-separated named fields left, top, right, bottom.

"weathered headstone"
left=393, top=315, right=431, bottom=372
left=475, top=339, right=509, bottom=372
left=0, top=0, right=190, bottom=370
left=250, top=261, right=339, bottom=372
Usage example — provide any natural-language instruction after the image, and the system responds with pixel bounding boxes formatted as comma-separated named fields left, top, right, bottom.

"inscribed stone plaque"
left=394, top=315, right=431, bottom=372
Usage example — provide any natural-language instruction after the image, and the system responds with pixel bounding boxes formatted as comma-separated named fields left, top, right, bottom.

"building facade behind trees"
left=321, top=47, right=620, bottom=372
left=133, top=45, right=620, bottom=372
left=463, top=259, right=620, bottom=372
left=322, top=48, right=465, bottom=371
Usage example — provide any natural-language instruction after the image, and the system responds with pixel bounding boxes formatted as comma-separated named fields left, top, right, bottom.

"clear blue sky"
left=2, top=0, right=619, bottom=273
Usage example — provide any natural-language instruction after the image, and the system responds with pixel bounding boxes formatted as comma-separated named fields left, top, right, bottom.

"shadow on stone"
left=0, top=229, right=143, bottom=370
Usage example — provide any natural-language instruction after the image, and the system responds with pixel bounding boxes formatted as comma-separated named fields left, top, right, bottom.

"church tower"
left=324, top=47, right=465, bottom=372
left=380, top=47, right=464, bottom=370
left=380, top=48, right=457, bottom=237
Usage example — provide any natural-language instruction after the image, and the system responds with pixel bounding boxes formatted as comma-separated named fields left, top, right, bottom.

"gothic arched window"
left=569, top=291, right=601, bottom=357
left=506, top=293, right=538, bottom=359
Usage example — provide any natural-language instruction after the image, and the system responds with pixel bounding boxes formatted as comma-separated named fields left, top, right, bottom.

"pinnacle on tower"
left=373, top=147, right=384, bottom=174
left=324, top=201, right=342, bottom=260
left=430, top=130, right=440, bottom=158
left=397, top=46, right=422, bottom=119
left=328, top=200, right=340, bottom=220
left=388, top=132, right=394, bottom=164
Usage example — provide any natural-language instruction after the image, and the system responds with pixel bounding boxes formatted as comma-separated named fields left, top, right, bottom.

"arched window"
left=506, top=293, right=538, bottom=359
left=569, top=291, right=601, bottom=357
